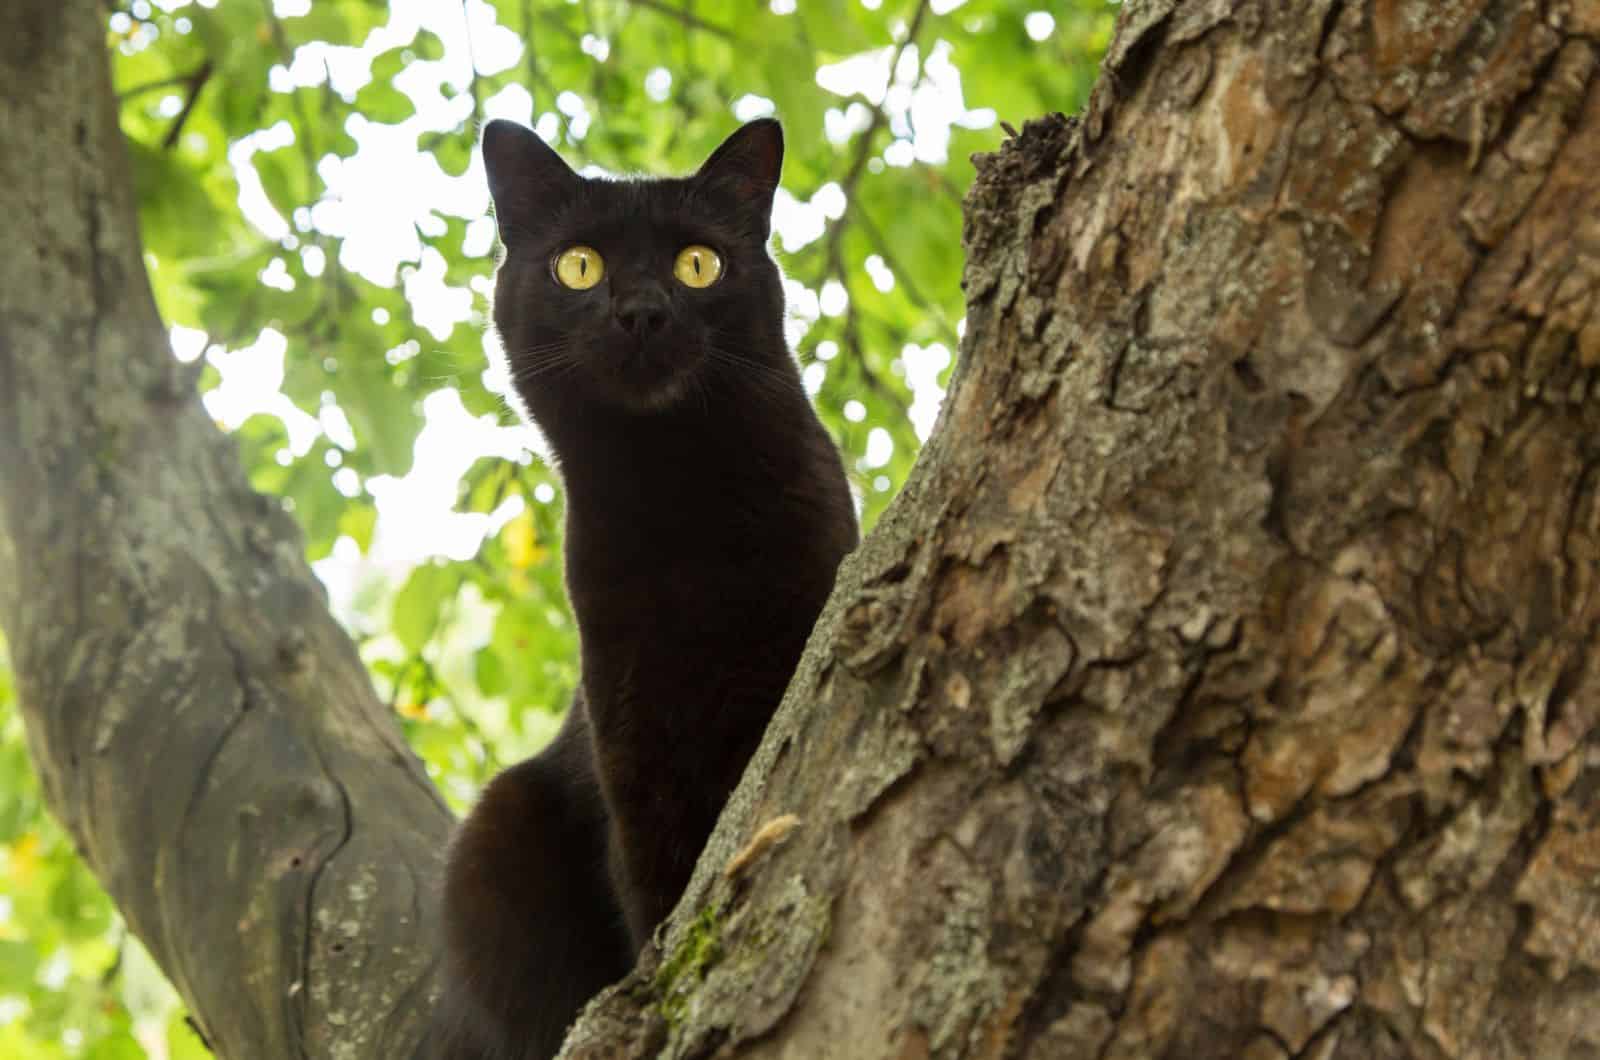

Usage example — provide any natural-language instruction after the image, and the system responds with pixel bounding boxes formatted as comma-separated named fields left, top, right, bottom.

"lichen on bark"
left=8, top=0, right=1600, bottom=1057
left=568, top=2, right=1600, bottom=1058
left=0, top=1, right=452, bottom=1057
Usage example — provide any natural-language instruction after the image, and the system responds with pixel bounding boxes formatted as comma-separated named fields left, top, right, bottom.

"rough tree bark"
left=0, top=1, right=451, bottom=1057
left=565, top=1, right=1600, bottom=1058
left=4, top=0, right=1599, bottom=1058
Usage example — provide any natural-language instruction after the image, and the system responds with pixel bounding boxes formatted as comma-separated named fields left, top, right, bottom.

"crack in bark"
left=82, top=181, right=105, bottom=352
left=297, top=768, right=355, bottom=1060
left=173, top=678, right=249, bottom=1027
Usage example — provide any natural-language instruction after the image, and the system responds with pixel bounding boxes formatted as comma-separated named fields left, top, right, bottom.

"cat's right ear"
left=694, top=119, right=783, bottom=221
left=482, top=120, right=579, bottom=245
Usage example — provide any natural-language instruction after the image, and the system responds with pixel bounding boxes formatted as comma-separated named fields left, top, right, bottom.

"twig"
left=459, top=0, right=483, bottom=112
left=161, top=60, right=213, bottom=150
left=927, top=165, right=966, bottom=208
left=814, top=0, right=933, bottom=397
left=630, top=0, right=734, bottom=39
left=677, top=0, right=693, bottom=70
left=99, top=929, right=126, bottom=987
left=821, top=0, right=933, bottom=275
left=827, top=237, right=888, bottom=397
left=419, top=653, right=502, bottom=781
left=118, top=67, right=206, bottom=102
left=183, top=1015, right=214, bottom=1053
left=581, top=0, right=610, bottom=123
left=520, top=0, right=590, bottom=161
left=261, top=0, right=354, bottom=337
left=853, top=205, right=960, bottom=346
left=263, top=4, right=320, bottom=173
left=529, top=4, right=584, bottom=45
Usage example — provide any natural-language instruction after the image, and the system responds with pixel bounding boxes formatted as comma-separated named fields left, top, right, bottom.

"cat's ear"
left=482, top=120, right=579, bottom=244
left=694, top=119, right=783, bottom=218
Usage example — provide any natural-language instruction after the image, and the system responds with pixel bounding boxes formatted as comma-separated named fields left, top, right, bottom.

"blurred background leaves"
left=1, top=0, right=1112, bottom=1053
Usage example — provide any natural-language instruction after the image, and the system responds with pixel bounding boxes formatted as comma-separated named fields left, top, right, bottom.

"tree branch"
left=117, top=65, right=206, bottom=102
left=0, top=4, right=452, bottom=1057
left=628, top=0, right=734, bottom=40
left=458, top=0, right=483, bottom=112
left=159, top=59, right=213, bottom=150
left=815, top=0, right=934, bottom=394
left=518, top=0, right=590, bottom=162
left=853, top=203, right=960, bottom=347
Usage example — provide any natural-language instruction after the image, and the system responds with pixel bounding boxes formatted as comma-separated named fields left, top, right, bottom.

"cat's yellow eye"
left=553, top=246, right=604, bottom=290
left=673, top=245, right=723, bottom=289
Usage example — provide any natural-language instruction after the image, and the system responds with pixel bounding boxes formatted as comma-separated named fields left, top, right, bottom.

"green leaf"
left=47, top=859, right=112, bottom=941
left=254, top=146, right=311, bottom=217
left=474, top=646, right=508, bottom=698
left=83, top=1028, right=145, bottom=1060
left=359, top=49, right=418, bottom=123
left=392, top=563, right=458, bottom=654
left=337, top=500, right=378, bottom=552
left=339, top=376, right=421, bottom=477
left=129, top=141, right=229, bottom=261
left=411, top=28, right=447, bottom=62
left=0, top=939, right=38, bottom=993
left=166, top=1011, right=216, bottom=1060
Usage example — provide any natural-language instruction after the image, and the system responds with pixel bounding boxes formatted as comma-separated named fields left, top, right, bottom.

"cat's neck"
left=536, top=385, right=852, bottom=601
left=531, top=369, right=819, bottom=518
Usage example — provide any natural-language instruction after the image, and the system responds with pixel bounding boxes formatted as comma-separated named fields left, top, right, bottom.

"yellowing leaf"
left=503, top=510, right=547, bottom=569
left=8, top=831, right=40, bottom=883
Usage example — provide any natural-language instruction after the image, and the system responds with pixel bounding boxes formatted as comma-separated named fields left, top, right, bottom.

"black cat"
left=428, top=119, right=858, bottom=1060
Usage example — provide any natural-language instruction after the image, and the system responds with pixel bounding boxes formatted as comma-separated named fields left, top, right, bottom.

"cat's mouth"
left=600, top=336, right=703, bottom=412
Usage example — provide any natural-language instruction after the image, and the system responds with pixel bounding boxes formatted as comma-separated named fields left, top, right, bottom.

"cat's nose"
left=613, top=290, right=670, bottom=339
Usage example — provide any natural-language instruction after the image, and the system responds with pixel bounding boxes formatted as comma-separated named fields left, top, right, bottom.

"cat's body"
left=429, top=119, right=857, bottom=1060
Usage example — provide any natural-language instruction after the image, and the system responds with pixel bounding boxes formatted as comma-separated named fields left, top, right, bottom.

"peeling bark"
left=566, top=2, right=1600, bottom=1058
left=6, top=1, right=1600, bottom=1059
left=0, top=1, right=450, bottom=1057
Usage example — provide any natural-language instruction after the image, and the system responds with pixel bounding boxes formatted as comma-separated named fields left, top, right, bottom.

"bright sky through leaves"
left=205, top=0, right=997, bottom=584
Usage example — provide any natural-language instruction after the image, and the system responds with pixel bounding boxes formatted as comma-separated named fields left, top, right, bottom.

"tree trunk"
left=5, top=1, right=1600, bottom=1059
left=0, top=1, right=451, bottom=1057
left=565, top=2, right=1600, bottom=1058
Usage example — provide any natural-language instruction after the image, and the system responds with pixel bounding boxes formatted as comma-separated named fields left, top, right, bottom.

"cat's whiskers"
left=510, top=355, right=576, bottom=380
left=705, top=329, right=805, bottom=382
left=707, top=334, right=800, bottom=384
left=507, top=339, right=583, bottom=388
left=513, top=360, right=585, bottom=390
left=690, top=364, right=714, bottom=419
left=702, top=345, right=801, bottom=408
left=506, top=337, right=577, bottom=362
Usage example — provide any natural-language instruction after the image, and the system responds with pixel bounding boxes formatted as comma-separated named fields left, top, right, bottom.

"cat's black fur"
left=428, top=119, right=858, bottom=1060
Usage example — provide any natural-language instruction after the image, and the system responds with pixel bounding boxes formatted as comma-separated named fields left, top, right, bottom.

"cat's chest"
left=567, top=532, right=782, bottom=626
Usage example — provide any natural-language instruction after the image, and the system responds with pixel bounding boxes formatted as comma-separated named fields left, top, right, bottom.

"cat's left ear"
left=482, top=119, right=580, bottom=245
left=694, top=119, right=783, bottom=221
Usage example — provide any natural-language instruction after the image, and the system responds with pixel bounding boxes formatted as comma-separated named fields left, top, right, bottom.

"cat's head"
left=482, top=119, right=788, bottom=416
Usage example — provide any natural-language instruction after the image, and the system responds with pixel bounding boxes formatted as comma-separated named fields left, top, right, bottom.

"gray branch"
left=0, top=1, right=451, bottom=1056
